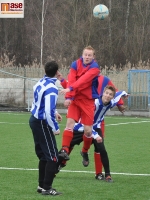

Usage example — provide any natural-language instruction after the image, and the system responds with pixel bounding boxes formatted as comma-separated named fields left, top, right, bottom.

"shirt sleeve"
left=92, top=129, right=99, bottom=139
left=70, top=67, right=100, bottom=91
left=60, top=79, right=68, bottom=89
left=44, top=93, right=59, bottom=133
left=111, top=91, right=128, bottom=108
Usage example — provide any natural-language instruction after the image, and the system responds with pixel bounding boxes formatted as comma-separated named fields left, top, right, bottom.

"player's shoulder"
left=90, top=60, right=100, bottom=69
left=98, top=75, right=110, bottom=82
left=70, top=60, right=77, bottom=70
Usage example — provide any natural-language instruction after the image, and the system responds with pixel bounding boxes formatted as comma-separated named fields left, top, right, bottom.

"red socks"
left=94, top=152, right=103, bottom=175
left=62, top=129, right=73, bottom=153
left=82, top=134, right=93, bottom=153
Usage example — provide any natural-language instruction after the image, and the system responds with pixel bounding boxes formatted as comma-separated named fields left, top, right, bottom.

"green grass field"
left=0, top=112, right=150, bottom=200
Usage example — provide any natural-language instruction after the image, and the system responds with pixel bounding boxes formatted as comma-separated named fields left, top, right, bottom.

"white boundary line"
left=0, top=167, right=150, bottom=176
left=62, top=170, right=150, bottom=176
left=105, top=116, right=150, bottom=120
left=0, top=121, right=64, bottom=125
left=0, top=122, right=27, bottom=124
left=0, top=112, right=150, bottom=120
left=0, top=120, right=150, bottom=126
left=0, top=112, right=29, bottom=115
left=105, top=121, right=150, bottom=126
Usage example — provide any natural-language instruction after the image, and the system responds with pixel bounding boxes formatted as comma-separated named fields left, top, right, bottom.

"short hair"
left=103, top=85, right=116, bottom=97
left=83, top=45, right=95, bottom=56
left=44, top=61, right=59, bottom=77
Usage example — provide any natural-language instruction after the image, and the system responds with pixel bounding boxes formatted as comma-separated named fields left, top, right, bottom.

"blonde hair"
left=83, top=45, right=95, bottom=56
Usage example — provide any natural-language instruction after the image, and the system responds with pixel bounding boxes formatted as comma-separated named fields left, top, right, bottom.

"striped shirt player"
left=93, top=90, right=127, bottom=130
left=29, top=61, right=62, bottom=196
left=30, top=77, right=59, bottom=134
left=66, top=88, right=128, bottom=182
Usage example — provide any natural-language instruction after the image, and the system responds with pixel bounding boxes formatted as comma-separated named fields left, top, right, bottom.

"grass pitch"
left=0, top=112, right=150, bottom=200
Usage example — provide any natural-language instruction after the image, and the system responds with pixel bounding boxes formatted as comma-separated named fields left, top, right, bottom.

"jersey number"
left=34, top=85, right=42, bottom=103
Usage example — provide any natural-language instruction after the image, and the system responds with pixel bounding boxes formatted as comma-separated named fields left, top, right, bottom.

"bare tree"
left=108, top=0, right=112, bottom=65
left=40, top=0, right=48, bottom=67
left=125, top=0, right=131, bottom=41
left=0, top=0, right=150, bottom=67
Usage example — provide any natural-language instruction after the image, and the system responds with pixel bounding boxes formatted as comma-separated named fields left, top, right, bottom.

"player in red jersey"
left=57, top=74, right=125, bottom=180
left=59, top=46, right=100, bottom=161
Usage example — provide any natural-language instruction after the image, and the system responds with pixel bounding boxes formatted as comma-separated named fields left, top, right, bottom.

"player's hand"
left=96, top=135, right=103, bottom=143
left=64, top=99, right=71, bottom=108
left=123, top=93, right=130, bottom=99
left=59, top=88, right=70, bottom=95
left=55, top=112, right=62, bottom=122
left=54, top=129, right=60, bottom=135
left=117, top=105, right=126, bottom=113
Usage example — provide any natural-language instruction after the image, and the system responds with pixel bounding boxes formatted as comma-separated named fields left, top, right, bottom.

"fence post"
left=23, top=67, right=26, bottom=105
left=148, top=72, right=150, bottom=112
left=127, top=70, right=131, bottom=109
left=27, top=80, right=30, bottom=111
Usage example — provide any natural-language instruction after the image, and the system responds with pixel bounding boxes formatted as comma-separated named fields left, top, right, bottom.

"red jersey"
left=65, top=57, right=100, bottom=100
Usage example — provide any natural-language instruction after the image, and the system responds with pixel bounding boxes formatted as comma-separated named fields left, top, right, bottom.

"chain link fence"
left=0, top=66, right=134, bottom=111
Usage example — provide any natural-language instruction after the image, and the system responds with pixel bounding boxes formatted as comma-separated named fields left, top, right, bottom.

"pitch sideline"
left=0, top=167, right=149, bottom=176
left=0, top=120, right=150, bottom=126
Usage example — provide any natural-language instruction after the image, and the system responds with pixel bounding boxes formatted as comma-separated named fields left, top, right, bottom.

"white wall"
left=0, top=78, right=65, bottom=106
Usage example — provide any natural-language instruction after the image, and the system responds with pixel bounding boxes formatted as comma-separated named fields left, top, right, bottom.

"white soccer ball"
left=93, top=4, right=109, bottom=20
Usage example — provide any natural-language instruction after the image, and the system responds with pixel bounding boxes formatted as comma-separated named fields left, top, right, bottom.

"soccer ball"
left=93, top=4, right=109, bottom=20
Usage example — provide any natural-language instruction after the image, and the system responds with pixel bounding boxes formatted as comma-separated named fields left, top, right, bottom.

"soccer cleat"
left=105, top=175, right=113, bottom=183
left=59, top=149, right=70, bottom=160
left=55, top=163, right=66, bottom=174
left=37, top=186, right=43, bottom=193
left=80, top=151, right=89, bottom=167
left=58, top=163, right=66, bottom=171
left=42, top=188, right=62, bottom=196
left=95, top=173, right=105, bottom=180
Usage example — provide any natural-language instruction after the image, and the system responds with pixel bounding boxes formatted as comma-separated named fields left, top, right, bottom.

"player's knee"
left=66, top=119, right=75, bottom=130
left=84, top=126, right=92, bottom=137
left=84, top=131, right=92, bottom=137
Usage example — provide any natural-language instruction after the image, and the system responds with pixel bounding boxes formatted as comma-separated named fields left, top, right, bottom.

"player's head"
left=82, top=46, right=95, bottom=65
left=102, top=85, right=116, bottom=104
left=45, top=61, right=60, bottom=78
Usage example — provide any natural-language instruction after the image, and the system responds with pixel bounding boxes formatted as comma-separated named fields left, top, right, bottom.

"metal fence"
left=0, top=69, right=64, bottom=111
left=1, top=67, right=150, bottom=111
left=128, top=70, right=150, bottom=111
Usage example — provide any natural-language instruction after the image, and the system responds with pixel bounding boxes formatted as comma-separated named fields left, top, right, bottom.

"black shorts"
left=70, top=130, right=84, bottom=147
left=70, top=128, right=103, bottom=148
